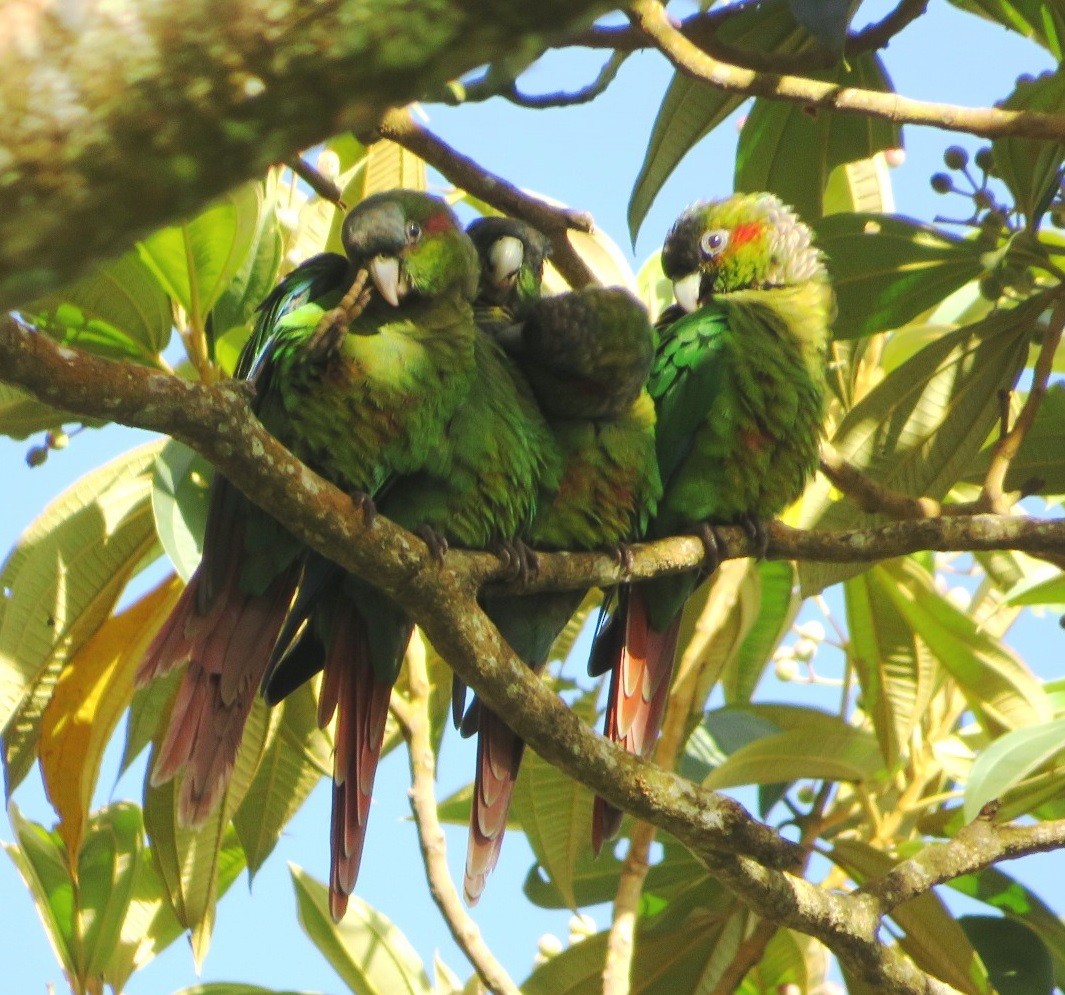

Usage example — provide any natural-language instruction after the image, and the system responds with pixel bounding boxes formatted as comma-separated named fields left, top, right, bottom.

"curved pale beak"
left=369, top=255, right=406, bottom=307
left=672, top=272, right=701, bottom=313
left=487, top=235, right=524, bottom=291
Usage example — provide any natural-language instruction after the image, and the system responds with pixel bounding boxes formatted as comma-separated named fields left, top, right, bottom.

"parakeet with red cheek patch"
left=138, top=191, right=481, bottom=919
left=457, top=218, right=661, bottom=904
left=590, top=192, right=832, bottom=850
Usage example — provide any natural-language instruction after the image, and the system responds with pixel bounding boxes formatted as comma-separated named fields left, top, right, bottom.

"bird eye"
left=699, top=229, right=729, bottom=258
left=406, top=221, right=422, bottom=243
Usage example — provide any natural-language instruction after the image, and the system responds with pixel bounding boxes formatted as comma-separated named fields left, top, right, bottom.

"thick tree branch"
left=0, top=0, right=616, bottom=309
left=391, top=640, right=520, bottom=995
left=372, top=107, right=598, bottom=289
left=628, top=0, right=1065, bottom=144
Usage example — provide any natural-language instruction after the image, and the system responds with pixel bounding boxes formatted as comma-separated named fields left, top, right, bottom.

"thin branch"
left=981, top=297, right=1065, bottom=511
left=285, top=157, right=346, bottom=208
left=861, top=814, right=1065, bottom=914
left=628, top=0, right=1065, bottom=144
left=820, top=443, right=943, bottom=519
left=372, top=107, right=598, bottom=289
left=391, top=639, right=520, bottom=995
left=503, top=52, right=628, bottom=109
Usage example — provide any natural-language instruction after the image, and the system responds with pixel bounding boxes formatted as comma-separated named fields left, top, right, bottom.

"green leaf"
left=960, top=915, right=1054, bottom=995
left=880, top=559, right=1052, bottom=736
left=812, top=213, right=987, bottom=340
left=950, top=866, right=1065, bottom=989
left=138, top=183, right=261, bottom=329
left=4, top=802, right=77, bottom=977
left=151, top=439, right=212, bottom=581
left=738, top=928, right=826, bottom=994
left=701, top=724, right=883, bottom=790
left=964, top=383, right=1065, bottom=494
left=724, top=561, right=799, bottom=705
left=174, top=987, right=321, bottom=995
left=233, top=681, right=330, bottom=878
left=788, top=0, right=857, bottom=52
left=993, top=69, right=1065, bottom=226
left=947, top=0, right=1065, bottom=56
left=736, top=54, right=899, bottom=221
left=845, top=565, right=938, bottom=766
left=1005, top=569, right=1065, bottom=607
left=627, top=0, right=810, bottom=241
left=680, top=707, right=781, bottom=784
left=800, top=296, right=1038, bottom=593
left=831, top=839, right=993, bottom=995
left=291, top=865, right=433, bottom=995
left=963, top=717, right=1065, bottom=821
left=0, top=443, right=162, bottom=792
left=0, top=383, right=78, bottom=441
left=822, top=152, right=896, bottom=217
left=23, top=250, right=173, bottom=363
left=512, top=692, right=598, bottom=909
left=636, top=250, right=673, bottom=324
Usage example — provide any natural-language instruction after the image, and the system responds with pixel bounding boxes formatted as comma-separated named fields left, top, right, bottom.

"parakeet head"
left=466, top=216, right=551, bottom=311
left=661, top=193, right=826, bottom=312
left=342, top=190, right=479, bottom=306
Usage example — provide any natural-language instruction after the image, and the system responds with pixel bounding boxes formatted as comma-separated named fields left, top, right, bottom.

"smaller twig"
left=860, top=814, right=1065, bottom=914
left=372, top=106, right=598, bottom=289
left=980, top=296, right=1065, bottom=512
left=391, top=637, right=521, bottom=995
left=285, top=156, right=347, bottom=208
left=503, top=52, right=628, bottom=109
left=819, top=443, right=943, bottom=519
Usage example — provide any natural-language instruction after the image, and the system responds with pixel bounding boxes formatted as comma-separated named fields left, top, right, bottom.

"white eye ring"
left=700, top=229, right=729, bottom=257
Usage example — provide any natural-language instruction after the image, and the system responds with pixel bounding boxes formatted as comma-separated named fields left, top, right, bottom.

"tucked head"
left=342, top=190, right=479, bottom=306
left=661, top=193, right=825, bottom=312
left=466, top=216, right=551, bottom=310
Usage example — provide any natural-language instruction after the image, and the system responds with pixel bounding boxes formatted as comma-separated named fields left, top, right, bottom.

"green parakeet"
left=590, top=192, right=832, bottom=848
left=139, top=190, right=480, bottom=868
left=259, top=215, right=562, bottom=919
left=459, top=218, right=661, bottom=904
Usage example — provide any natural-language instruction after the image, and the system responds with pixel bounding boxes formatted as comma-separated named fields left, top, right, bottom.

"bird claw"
left=611, top=542, right=635, bottom=575
left=494, top=539, right=540, bottom=585
left=307, top=270, right=372, bottom=361
left=741, top=515, right=770, bottom=560
left=415, top=524, right=450, bottom=563
left=349, top=491, right=376, bottom=527
left=691, top=522, right=723, bottom=577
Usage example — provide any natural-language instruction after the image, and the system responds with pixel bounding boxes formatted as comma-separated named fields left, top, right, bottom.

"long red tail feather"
left=592, top=587, right=680, bottom=853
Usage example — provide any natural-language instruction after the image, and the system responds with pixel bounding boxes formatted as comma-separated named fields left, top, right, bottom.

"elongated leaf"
left=964, top=717, right=1065, bottom=820
left=994, top=69, right=1065, bottom=225
left=291, top=865, right=432, bottom=995
left=1005, top=569, right=1065, bottom=607
left=0, top=383, right=76, bottom=441
left=881, top=559, right=1051, bottom=736
left=233, top=680, right=330, bottom=877
left=627, top=0, right=810, bottom=241
left=812, top=213, right=988, bottom=340
left=512, top=693, right=598, bottom=909
left=738, top=927, right=824, bottom=994
left=701, top=724, right=883, bottom=790
left=960, top=915, right=1054, bottom=995
left=4, top=802, right=77, bottom=977
left=947, top=0, right=1065, bottom=56
left=0, top=443, right=162, bottom=792
left=831, top=839, right=992, bottom=995
left=39, top=576, right=182, bottom=856
left=846, top=565, right=938, bottom=765
left=138, top=184, right=261, bottom=329
left=788, top=0, right=856, bottom=51
left=680, top=708, right=781, bottom=784
left=152, top=439, right=212, bottom=581
left=964, top=383, right=1065, bottom=494
left=822, top=152, right=896, bottom=217
left=800, top=295, right=1037, bottom=593
left=950, top=866, right=1065, bottom=989
left=23, top=250, right=173, bottom=363
left=736, top=54, right=898, bottom=221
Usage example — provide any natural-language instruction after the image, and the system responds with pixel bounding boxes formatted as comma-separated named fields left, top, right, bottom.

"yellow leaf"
left=39, top=575, right=183, bottom=859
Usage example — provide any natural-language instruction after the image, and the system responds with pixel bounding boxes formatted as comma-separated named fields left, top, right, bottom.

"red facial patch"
left=422, top=211, right=454, bottom=235
left=729, top=222, right=763, bottom=250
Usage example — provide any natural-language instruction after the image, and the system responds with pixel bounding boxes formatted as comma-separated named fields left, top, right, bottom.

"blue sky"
left=0, top=3, right=1060, bottom=993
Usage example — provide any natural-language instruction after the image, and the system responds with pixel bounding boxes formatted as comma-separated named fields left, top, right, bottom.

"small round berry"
left=974, top=147, right=994, bottom=173
left=930, top=173, right=954, bottom=194
left=943, top=146, right=969, bottom=170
